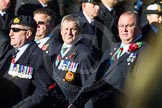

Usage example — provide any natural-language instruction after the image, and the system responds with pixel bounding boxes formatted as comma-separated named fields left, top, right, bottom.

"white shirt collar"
left=0, top=11, right=6, bottom=16
left=104, top=5, right=113, bottom=11
left=15, top=43, right=30, bottom=62
left=35, top=34, right=53, bottom=48
left=38, top=36, right=50, bottom=48
left=39, top=1, right=48, bottom=7
left=120, top=43, right=130, bottom=56
left=83, top=11, right=94, bottom=24
left=62, top=43, right=72, bottom=49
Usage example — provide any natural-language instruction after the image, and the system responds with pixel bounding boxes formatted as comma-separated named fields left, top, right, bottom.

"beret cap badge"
left=158, top=5, right=162, bottom=12
left=13, top=18, right=20, bottom=24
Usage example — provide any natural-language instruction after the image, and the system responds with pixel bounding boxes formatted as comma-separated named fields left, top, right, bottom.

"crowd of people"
left=0, top=0, right=162, bottom=108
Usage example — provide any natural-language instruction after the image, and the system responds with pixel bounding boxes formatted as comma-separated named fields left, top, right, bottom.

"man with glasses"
left=0, top=15, right=61, bottom=107
left=68, top=11, right=148, bottom=108
left=15, top=0, right=61, bottom=26
left=33, top=8, right=61, bottom=61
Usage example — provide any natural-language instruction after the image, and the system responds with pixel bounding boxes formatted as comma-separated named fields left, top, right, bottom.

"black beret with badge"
left=10, top=15, right=37, bottom=29
left=80, top=0, right=101, bottom=4
left=145, top=3, right=162, bottom=14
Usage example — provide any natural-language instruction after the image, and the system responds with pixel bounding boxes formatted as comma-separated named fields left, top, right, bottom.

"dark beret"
left=10, top=15, right=37, bottom=29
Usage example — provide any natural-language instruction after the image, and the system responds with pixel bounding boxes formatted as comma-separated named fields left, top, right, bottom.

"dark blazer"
left=77, top=12, right=115, bottom=58
left=141, top=23, right=159, bottom=46
left=98, top=3, right=124, bottom=42
left=52, top=40, right=98, bottom=106
left=0, top=42, right=57, bottom=108
left=40, top=35, right=62, bottom=62
left=72, top=41, right=148, bottom=108
left=0, top=9, right=15, bottom=34
left=0, top=29, right=12, bottom=60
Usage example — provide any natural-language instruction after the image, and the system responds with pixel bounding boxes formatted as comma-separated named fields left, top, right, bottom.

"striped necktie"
left=111, top=46, right=124, bottom=62
left=61, top=47, right=68, bottom=56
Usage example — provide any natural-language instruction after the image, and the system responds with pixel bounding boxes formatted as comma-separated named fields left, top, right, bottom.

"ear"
left=82, top=3, right=86, bottom=9
left=60, top=28, right=63, bottom=36
left=25, top=30, right=33, bottom=39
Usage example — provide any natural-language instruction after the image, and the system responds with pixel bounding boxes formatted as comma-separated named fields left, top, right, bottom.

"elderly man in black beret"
left=0, top=15, right=61, bottom=108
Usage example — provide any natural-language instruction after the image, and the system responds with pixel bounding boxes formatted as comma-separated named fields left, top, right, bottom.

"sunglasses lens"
left=10, top=28, right=27, bottom=32
left=11, top=28, right=21, bottom=32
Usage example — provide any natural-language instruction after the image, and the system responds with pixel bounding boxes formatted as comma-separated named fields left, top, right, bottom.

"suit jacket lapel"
left=107, top=52, right=130, bottom=75
left=63, top=44, right=78, bottom=60
left=103, top=43, right=129, bottom=77
left=16, top=42, right=37, bottom=64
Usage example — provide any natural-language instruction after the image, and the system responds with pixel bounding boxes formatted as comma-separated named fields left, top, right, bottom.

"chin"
left=122, top=40, right=132, bottom=44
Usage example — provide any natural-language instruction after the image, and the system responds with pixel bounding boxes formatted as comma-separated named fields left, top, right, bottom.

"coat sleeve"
left=0, top=30, right=12, bottom=60
left=13, top=65, right=56, bottom=108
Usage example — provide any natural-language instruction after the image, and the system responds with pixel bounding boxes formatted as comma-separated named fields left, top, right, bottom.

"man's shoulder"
left=28, top=42, right=44, bottom=56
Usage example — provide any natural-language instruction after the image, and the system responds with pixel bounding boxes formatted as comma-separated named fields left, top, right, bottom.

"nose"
left=9, top=29, right=14, bottom=37
left=67, top=29, right=72, bottom=35
left=124, top=27, right=128, bottom=32
left=159, top=16, right=162, bottom=23
left=122, top=26, right=128, bottom=32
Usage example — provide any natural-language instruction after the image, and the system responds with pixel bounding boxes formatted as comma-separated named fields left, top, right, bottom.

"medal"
left=64, top=71, right=74, bottom=82
left=8, top=63, right=34, bottom=79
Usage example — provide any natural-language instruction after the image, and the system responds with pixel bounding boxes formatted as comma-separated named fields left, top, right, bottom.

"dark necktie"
left=11, top=49, right=19, bottom=63
left=110, top=10, right=113, bottom=16
left=89, top=21, right=95, bottom=35
left=111, top=46, right=123, bottom=62
left=2, top=12, right=7, bottom=20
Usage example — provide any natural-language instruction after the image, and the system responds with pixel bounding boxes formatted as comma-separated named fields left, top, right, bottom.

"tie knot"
left=14, top=49, right=19, bottom=54
left=61, top=47, right=68, bottom=55
left=12, top=49, right=19, bottom=58
left=90, top=20, right=94, bottom=25
left=62, top=47, right=68, bottom=52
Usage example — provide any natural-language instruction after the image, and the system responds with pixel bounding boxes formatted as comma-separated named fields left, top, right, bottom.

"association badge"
left=64, top=71, right=74, bottom=82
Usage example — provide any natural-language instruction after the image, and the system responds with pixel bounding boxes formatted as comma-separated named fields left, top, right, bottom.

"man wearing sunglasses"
left=15, top=0, right=61, bottom=26
left=0, top=15, right=63, bottom=107
left=33, top=8, right=61, bottom=62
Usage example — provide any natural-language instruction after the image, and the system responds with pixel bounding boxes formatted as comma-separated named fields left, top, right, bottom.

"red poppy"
left=120, top=47, right=124, bottom=52
left=41, top=44, right=49, bottom=51
left=69, top=52, right=76, bottom=59
left=128, top=43, right=139, bottom=51
left=42, top=45, right=47, bottom=51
